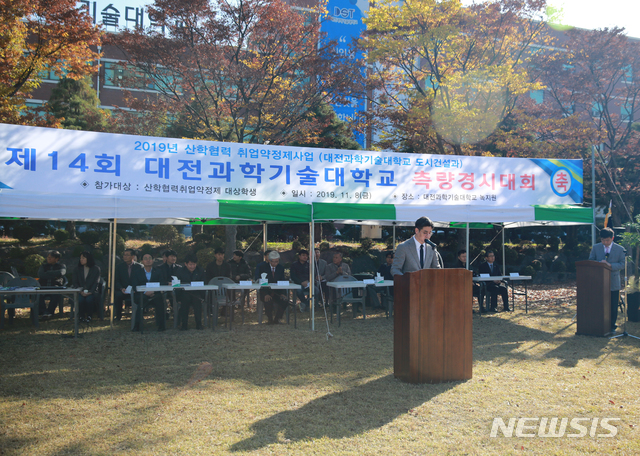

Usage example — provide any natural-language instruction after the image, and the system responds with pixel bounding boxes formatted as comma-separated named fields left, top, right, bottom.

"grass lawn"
left=1, top=284, right=639, bottom=455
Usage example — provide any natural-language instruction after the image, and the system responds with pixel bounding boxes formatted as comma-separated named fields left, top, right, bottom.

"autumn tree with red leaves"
left=0, top=0, right=101, bottom=124
left=109, top=0, right=364, bottom=145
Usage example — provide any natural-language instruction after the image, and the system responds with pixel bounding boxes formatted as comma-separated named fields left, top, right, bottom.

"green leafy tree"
left=46, top=77, right=110, bottom=131
left=289, top=102, right=360, bottom=150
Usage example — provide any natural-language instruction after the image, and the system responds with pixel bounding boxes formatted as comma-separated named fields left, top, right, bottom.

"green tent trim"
left=312, top=203, right=396, bottom=221
left=533, top=204, right=592, bottom=224
left=218, top=200, right=312, bottom=223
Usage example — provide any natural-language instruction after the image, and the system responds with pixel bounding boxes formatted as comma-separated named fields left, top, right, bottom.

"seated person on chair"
left=588, top=227, right=625, bottom=333
left=253, top=250, right=271, bottom=281
left=159, top=249, right=182, bottom=281
left=38, top=250, right=66, bottom=317
left=324, top=252, right=352, bottom=281
left=290, top=249, right=312, bottom=312
left=257, top=251, right=289, bottom=325
left=176, top=253, right=206, bottom=330
left=72, top=251, right=101, bottom=322
left=205, top=247, right=231, bottom=283
left=455, top=249, right=483, bottom=309
left=478, top=250, right=509, bottom=312
left=114, top=249, right=144, bottom=321
left=377, top=252, right=395, bottom=281
left=132, top=253, right=168, bottom=331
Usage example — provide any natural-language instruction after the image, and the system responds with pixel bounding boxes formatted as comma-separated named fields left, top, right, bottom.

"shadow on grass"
left=230, top=374, right=458, bottom=451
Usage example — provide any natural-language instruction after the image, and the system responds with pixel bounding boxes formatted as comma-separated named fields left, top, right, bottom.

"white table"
left=373, top=280, right=395, bottom=317
left=473, top=275, right=532, bottom=313
left=220, top=283, right=261, bottom=329
left=133, top=285, right=175, bottom=332
left=134, top=285, right=218, bottom=331
left=327, top=281, right=368, bottom=325
left=505, top=276, right=532, bottom=312
left=1, top=287, right=82, bottom=337
left=258, top=283, right=301, bottom=327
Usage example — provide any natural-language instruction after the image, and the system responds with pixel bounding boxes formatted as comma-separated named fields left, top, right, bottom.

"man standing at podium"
left=391, top=216, right=441, bottom=276
left=588, top=227, right=625, bottom=333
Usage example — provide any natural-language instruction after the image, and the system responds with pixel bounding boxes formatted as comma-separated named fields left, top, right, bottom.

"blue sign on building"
left=321, top=0, right=368, bottom=147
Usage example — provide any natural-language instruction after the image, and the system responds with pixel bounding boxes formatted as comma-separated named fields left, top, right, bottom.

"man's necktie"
left=490, top=264, right=493, bottom=273
left=420, top=244, right=424, bottom=269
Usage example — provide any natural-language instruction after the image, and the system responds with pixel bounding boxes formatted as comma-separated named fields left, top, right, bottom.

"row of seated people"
left=454, top=249, right=510, bottom=312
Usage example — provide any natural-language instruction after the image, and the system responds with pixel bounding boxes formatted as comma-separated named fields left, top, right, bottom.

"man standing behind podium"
left=391, top=216, right=440, bottom=276
left=589, top=227, right=625, bottom=333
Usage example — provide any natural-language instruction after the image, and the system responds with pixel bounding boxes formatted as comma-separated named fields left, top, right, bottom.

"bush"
left=53, top=229, right=69, bottom=243
left=197, top=248, right=216, bottom=268
left=98, top=232, right=125, bottom=256
left=385, top=237, right=394, bottom=249
left=78, top=230, right=101, bottom=246
left=139, top=243, right=154, bottom=257
left=72, top=245, right=85, bottom=258
left=173, top=237, right=191, bottom=261
left=193, top=233, right=213, bottom=244
left=14, top=224, right=35, bottom=244
left=150, top=225, right=179, bottom=245
left=522, top=265, right=535, bottom=278
left=553, top=260, right=566, bottom=272
left=319, top=241, right=330, bottom=251
left=211, top=238, right=224, bottom=251
left=24, top=254, right=45, bottom=277
left=360, top=237, right=374, bottom=251
left=548, top=236, right=561, bottom=251
left=531, top=260, right=542, bottom=271
left=292, top=240, right=303, bottom=251
left=9, top=247, right=25, bottom=259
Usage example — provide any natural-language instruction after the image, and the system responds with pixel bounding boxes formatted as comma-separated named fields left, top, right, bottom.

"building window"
left=104, top=61, right=155, bottom=90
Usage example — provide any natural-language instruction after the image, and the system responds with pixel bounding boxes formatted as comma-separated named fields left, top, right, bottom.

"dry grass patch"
left=1, top=285, right=639, bottom=455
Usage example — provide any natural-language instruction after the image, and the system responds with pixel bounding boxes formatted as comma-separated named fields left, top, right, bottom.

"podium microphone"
left=425, top=239, right=437, bottom=249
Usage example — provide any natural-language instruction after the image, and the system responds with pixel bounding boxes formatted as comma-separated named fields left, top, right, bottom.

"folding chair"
left=1, top=277, right=40, bottom=329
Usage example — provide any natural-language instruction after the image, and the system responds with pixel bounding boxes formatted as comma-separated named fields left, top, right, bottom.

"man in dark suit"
left=177, top=253, right=207, bottom=330
left=132, top=253, right=168, bottom=331
left=391, top=216, right=440, bottom=276
left=37, top=250, right=66, bottom=317
left=158, top=249, right=182, bottom=282
left=589, top=227, right=626, bottom=333
left=478, top=250, right=509, bottom=312
left=257, top=251, right=289, bottom=324
left=114, top=248, right=144, bottom=321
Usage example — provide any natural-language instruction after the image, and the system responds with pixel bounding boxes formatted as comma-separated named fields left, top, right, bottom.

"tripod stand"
left=611, top=249, right=640, bottom=340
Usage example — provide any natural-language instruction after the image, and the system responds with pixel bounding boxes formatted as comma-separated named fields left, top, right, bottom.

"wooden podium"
left=575, top=260, right=611, bottom=336
left=394, top=268, right=473, bottom=383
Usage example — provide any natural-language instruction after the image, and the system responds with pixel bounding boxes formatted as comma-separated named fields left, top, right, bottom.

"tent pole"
left=592, top=144, right=596, bottom=246
left=263, top=222, right=267, bottom=254
left=310, top=221, right=315, bottom=331
left=466, top=223, right=470, bottom=269
left=502, top=224, right=506, bottom=274
left=110, top=219, right=117, bottom=329
left=393, top=223, right=396, bottom=252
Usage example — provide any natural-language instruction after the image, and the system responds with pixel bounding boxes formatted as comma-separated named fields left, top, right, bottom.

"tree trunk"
left=225, top=225, right=237, bottom=259
left=192, top=225, right=203, bottom=236
left=66, top=221, right=77, bottom=240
